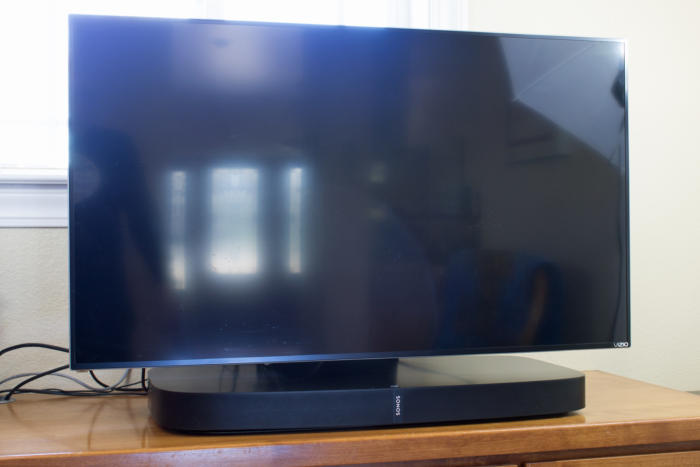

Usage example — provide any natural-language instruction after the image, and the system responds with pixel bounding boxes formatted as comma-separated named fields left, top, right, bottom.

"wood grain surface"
left=1, top=371, right=700, bottom=466
left=527, top=450, right=700, bottom=466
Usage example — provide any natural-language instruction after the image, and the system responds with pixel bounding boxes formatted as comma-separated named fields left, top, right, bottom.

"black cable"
left=3, top=365, right=69, bottom=401
left=141, top=368, right=147, bottom=392
left=90, top=369, right=147, bottom=392
left=0, top=343, right=68, bottom=357
left=89, top=371, right=110, bottom=388
left=1, top=342, right=148, bottom=399
left=118, top=380, right=146, bottom=389
left=0, top=388, right=148, bottom=397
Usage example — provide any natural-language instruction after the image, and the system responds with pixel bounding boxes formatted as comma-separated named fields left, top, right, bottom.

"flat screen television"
left=69, top=15, right=629, bottom=431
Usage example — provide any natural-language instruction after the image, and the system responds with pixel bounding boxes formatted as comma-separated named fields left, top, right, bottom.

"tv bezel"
left=68, top=15, right=630, bottom=370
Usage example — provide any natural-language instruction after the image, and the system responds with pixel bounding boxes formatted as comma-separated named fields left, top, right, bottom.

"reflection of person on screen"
left=437, top=250, right=562, bottom=349
left=72, top=127, right=163, bottom=364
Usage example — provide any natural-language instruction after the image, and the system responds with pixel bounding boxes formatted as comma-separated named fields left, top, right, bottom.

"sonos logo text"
left=394, top=395, right=401, bottom=416
left=613, top=341, right=629, bottom=348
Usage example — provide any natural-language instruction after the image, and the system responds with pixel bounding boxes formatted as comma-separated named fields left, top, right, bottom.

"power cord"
left=0, top=342, right=69, bottom=356
left=3, top=365, right=69, bottom=402
left=0, top=342, right=148, bottom=402
left=1, top=371, right=107, bottom=391
left=90, top=369, right=146, bottom=392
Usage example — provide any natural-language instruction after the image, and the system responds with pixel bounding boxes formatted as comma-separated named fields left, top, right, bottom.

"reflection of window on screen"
left=209, top=168, right=259, bottom=276
left=167, top=170, right=187, bottom=290
left=288, top=168, right=303, bottom=274
left=0, top=0, right=466, bottom=173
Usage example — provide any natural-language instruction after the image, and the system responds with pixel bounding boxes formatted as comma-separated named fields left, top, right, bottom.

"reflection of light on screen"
left=288, top=168, right=303, bottom=274
left=168, top=171, right=187, bottom=290
left=209, top=168, right=259, bottom=275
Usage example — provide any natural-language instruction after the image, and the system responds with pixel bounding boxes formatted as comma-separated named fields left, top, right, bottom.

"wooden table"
left=2, top=371, right=700, bottom=466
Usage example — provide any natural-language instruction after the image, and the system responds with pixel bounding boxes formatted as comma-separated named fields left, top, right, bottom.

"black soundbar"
left=148, top=355, right=584, bottom=432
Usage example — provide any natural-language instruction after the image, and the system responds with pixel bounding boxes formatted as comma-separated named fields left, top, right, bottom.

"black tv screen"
left=69, top=15, right=628, bottom=368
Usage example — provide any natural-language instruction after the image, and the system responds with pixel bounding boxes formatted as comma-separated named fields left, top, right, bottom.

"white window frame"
left=0, top=169, right=68, bottom=227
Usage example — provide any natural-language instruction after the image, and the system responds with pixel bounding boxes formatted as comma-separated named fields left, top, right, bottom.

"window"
left=0, top=0, right=467, bottom=227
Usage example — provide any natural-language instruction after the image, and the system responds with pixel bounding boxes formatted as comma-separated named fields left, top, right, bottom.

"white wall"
left=0, top=229, right=130, bottom=390
left=2, top=0, right=700, bottom=392
left=468, top=0, right=700, bottom=390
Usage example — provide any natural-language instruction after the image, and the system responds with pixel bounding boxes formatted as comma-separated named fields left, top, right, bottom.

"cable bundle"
left=0, top=343, right=148, bottom=402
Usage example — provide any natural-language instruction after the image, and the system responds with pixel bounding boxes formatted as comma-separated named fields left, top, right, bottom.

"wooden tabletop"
left=2, top=371, right=700, bottom=466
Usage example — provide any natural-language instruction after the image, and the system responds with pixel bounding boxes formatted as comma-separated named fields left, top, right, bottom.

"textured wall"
left=0, top=228, right=131, bottom=391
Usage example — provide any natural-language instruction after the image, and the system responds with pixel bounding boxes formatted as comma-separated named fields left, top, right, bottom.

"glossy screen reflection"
left=208, top=168, right=260, bottom=275
left=69, top=16, right=628, bottom=368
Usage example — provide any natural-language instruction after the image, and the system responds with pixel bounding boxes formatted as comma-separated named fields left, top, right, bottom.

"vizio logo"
left=613, top=341, right=629, bottom=348
left=394, top=395, right=401, bottom=416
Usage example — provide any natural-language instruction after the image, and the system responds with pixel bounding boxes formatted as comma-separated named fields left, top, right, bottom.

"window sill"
left=0, top=169, right=68, bottom=227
